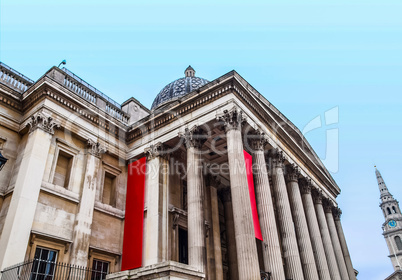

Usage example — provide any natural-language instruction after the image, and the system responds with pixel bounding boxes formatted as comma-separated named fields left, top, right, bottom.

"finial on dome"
left=185, top=65, right=195, bottom=77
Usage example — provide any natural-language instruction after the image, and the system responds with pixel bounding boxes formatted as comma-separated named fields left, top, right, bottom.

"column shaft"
left=0, top=128, right=52, bottom=269
left=70, top=152, right=101, bottom=266
left=326, top=208, right=350, bottom=280
left=226, top=128, right=260, bottom=280
left=286, top=171, right=319, bottom=280
left=270, top=152, right=304, bottom=280
left=143, top=153, right=169, bottom=266
left=187, top=145, right=206, bottom=272
left=314, top=195, right=341, bottom=280
left=253, top=149, right=285, bottom=279
left=301, top=183, right=331, bottom=280
left=334, top=211, right=356, bottom=280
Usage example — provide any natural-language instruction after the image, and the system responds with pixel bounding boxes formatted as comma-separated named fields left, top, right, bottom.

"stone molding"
left=27, top=112, right=60, bottom=135
left=248, top=129, right=269, bottom=152
left=87, top=139, right=107, bottom=158
left=216, top=107, right=247, bottom=133
left=144, top=142, right=169, bottom=160
left=179, top=125, right=208, bottom=149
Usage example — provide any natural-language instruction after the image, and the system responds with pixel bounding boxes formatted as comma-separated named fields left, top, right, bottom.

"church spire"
left=375, top=166, right=393, bottom=200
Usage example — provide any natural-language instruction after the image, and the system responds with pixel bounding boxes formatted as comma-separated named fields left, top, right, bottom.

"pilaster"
left=70, top=139, right=106, bottom=266
left=0, top=112, right=59, bottom=269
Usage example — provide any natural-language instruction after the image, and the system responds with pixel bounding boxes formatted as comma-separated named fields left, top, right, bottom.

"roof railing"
left=0, top=62, right=34, bottom=93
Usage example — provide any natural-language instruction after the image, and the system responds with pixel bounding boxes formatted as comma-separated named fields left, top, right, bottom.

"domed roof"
left=151, top=66, right=209, bottom=110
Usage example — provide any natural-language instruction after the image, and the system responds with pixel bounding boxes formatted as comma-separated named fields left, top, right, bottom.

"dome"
left=151, top=66, right=209, bottom=110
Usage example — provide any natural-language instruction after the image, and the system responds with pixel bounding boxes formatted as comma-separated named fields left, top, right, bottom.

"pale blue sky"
left=2, top=0, right=402, bottom=279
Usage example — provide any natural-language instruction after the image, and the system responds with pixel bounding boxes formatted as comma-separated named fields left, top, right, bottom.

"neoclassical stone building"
left=0, top=61, right=356, bottom=280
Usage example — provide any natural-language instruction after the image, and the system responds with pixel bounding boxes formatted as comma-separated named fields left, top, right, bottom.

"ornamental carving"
left=87, top=139, right=107, bottom=158
left=323, top=199, right=335, bottom=213
left=27, top=112, right=60, bottom=135
left=285, top=164, right=300, bottom=182
left=299, top=177, right=312, bottom=194
left=178, top=125, right=208, bottom=149
left=268, top=148, right=285, bottom=169
left=312, top=189, right=323, bottom=204
left=333, top=207, right=342, bottom=220
left=216, top=107, right=247, bottom=133
left=248, top=129, right=269, bottom=152
left=144, top=142, right=169, bottom=160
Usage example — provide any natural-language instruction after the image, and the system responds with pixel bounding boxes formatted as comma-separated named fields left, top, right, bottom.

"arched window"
left=393, top=206, right=397, bottom=214
left=388, top=208, right=392, bottom=215
left=395, top=236, right=402, bottom=251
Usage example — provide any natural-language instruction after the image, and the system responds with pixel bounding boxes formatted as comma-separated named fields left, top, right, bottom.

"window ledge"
left=94, top=201, right=125, bottom=219
left=41, top=181, right=80, bottom=204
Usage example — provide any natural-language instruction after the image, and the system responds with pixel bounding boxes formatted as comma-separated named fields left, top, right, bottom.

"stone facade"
left=0, top=62, right=356, bottom=280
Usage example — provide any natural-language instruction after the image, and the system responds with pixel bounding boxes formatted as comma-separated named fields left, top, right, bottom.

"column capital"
left=248, top=129, right=269, bottom=152
left=216, top=107, right=247, bottom=133
left=87, top=139, right=107, bottom=158
left=285, top=164, right=300, bottom=182
left=298, top=177, right=312, bottom=194
left=27, top=112, right=60, bottom=135
left=312, top=189, right=323, bottom=204
left=333, top=207, right=342, bottom=221
left=179, top=125, right=208, bottom=149
left=144, top=142, right=170, bottom=160
left=268, top=148, right=285, bottom=169
left=323, top=199, right=335, bottom=213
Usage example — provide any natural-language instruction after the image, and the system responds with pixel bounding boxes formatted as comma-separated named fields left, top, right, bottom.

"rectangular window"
left=91, top=259, right=109, bottom=280
left=53, top=150, right=73, bottom=188
left=102, top=172, right=116, bottom=207
left=31, top=247, right=58, bottom=280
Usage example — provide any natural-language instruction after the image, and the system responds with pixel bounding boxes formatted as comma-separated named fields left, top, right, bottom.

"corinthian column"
left=70, top=139, right=106, bottom=266
left=313, top=190, right=341, bottom=280
left=324, top=202, right=350, bottom=280
left=285, top=166, right=319, bottom=280
left=268, top=149, right=304, bottom=280
left=143, top=142, right=170, bottom=266
left=0, top=113, right=59, bottom=270
left=299, top=179, right=331, bottom=280
left=217, top=108, right=260, bottom=280
left=180, top=126, right=207, bottom=272
left=333, top=208, right=356, bottom=280
left=249, top=132, right=285, bottom=280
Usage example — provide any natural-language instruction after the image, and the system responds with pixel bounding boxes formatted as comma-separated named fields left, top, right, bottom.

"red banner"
left=243, top=151, right=263, bottom=241
left=121, top=157, right=147, bottom=271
